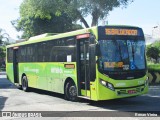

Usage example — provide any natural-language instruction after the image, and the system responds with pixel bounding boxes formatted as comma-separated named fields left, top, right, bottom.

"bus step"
left=78, top=96, right=90, bottom=100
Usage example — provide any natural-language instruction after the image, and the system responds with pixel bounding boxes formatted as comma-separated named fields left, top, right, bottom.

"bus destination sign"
left=98, top=26, right=144, bottom=40
left=105, top=28, right=138, bottom=36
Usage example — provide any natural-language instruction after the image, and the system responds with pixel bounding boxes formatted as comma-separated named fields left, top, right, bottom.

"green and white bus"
left=6, top=25, right=148, bottom=101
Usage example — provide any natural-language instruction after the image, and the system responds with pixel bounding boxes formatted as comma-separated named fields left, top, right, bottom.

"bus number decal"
left=24, top=67, right=39, bottom=73
left=51, top=68, right=63, bottom=73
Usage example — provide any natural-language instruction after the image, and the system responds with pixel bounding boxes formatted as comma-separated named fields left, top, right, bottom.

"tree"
left=12, top=13, right=82, bottom=39
left=0, top=28, right=9, bottom=46
left=0, top=46, right=5, bottom=60
left=23, top=0, right=134, bottom=28
left=12, top=0, right=83, bottom=39
left=146, top=46, right=160, bottom=63
left=0, top=28, right=9, bottom=69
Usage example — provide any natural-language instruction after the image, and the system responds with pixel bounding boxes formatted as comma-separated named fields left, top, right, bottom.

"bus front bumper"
left=96, top=84, right=148, bottom=100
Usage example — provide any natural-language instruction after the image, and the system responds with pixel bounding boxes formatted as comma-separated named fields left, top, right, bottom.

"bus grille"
left=117, top=87, right=143, bottom=96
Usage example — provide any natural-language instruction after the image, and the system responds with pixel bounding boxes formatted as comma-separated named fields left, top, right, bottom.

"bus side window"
left=19, top=47, right=22, bottom=62
left=32, top=44, right=37, bottom=62
left=50, top=46, right=57, bottom=62
left=27, top=46, right=33, bottom=62
left=7, top=48, right=13, bottom=63
left=66, top=37, right=75, bottom=46
left=66, top=46, right=76, bottom=62
left=37, top=42, right=46, bottom=62
left=44, top=40, right=52, bottom=62
left=22, top=46, right=27, bottom=62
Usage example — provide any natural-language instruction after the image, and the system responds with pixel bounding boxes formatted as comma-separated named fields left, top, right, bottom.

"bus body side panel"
left=6, top=63, right=14, bottom=83
left=18, top=62, right=77, bottom=94
left=36, top=63, right=48, bottom=91
left=89, top=64, right=99, bottom=101
left=19, top=63, right=37, bottom=88
left=46, top=63, right=56, bottom=92
left=45, top=62, right=77, bottom=94
left=46, top=63, right=62, bottom=93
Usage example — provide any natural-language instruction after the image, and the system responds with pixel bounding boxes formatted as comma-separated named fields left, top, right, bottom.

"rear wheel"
left=22, top=76, right=29, bottom=92
left=65, top=81, right=78, bottom=101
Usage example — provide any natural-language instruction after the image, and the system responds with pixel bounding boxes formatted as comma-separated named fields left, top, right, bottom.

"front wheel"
left=21, top=76, right=29, bottom=92
left=65, top=81, right=78, bottom=101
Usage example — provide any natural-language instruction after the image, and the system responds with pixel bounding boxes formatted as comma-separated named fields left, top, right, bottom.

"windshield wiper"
left=118, top=43, right=123, bottom=61
left=131, top=45, right=138, bottom=69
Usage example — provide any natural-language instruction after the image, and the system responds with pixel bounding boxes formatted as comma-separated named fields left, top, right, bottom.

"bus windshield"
left=98, top=39, right=146, bottom=72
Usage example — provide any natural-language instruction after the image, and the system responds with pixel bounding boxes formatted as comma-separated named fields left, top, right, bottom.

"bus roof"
left=7, top=27, right=96, bottom=48
left=6, top=25, right=142, bottom=48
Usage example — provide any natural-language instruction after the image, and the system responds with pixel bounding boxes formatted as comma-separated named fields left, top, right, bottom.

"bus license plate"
left=128, top=90, right=136, bottom=94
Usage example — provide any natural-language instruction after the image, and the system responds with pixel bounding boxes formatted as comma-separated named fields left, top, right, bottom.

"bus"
left=6, top=25, right=148, bottom=101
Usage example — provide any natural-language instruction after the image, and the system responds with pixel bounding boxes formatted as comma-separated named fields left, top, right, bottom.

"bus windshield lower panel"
left=98, top=39, right=146, bottom=80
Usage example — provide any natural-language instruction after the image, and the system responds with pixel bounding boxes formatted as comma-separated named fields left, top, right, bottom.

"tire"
left=21, top=76, right=29, bottom=92
left=65, top=81, right=78, bottom=102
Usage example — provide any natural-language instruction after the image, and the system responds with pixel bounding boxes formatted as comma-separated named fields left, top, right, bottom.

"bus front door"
left=13, top=48, right=19, bottom=83
left=77, top=39, right=90, bottom=97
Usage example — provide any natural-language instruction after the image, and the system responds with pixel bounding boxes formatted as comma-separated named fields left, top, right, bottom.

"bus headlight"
left=108, top=83, right=115, bottom=91
left=100, top=80, right=107, bottom=86
left=99, top=79, right=115, bottom=91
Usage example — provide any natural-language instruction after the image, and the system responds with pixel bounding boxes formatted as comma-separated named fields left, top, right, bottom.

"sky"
left=107, top=0, right=160, bottom=38
left=0, top=0, right=160, bottom=42
left=0, top=0, right=23, bottom=41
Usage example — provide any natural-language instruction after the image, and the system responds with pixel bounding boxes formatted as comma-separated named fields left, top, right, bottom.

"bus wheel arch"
left=21, top=73, right=29, bottom=92
left=64, top=78, right=78, bottom=101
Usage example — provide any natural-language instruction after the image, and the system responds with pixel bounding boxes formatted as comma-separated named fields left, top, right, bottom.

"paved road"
left=0, top=73, right=160, bottom=119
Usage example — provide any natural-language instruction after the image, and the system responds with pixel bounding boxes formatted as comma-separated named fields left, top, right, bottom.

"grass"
left=147, top=63, right=160, bottom=72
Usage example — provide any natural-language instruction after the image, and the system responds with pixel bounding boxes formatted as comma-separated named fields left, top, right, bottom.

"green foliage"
left=0, top=28, right=9, bottom=46
left=12, top=13, right=82, bottom=39
left=0, top=28, right=9, bottom=70
left=146, top=46, right=160, bottom=61
left=0, top=46, right=6, bottom=70
left=0, top=29, right=4, bottom=45
left=12, top=0, right=83, bottom=39
left=147, top=64, right=160, bottom=72
left=17, top=0, right=134, bottom=28
left=146, top=40, right=160, bottom=63
left=13, top=0, right=133, bottom=39
left=0, top=46, right=5, bottom=58
left=152, top=40, right=160, bottom=50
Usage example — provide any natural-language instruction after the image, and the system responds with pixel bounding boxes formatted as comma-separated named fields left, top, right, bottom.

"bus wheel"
left=65, top=81, right=78, bottom=102
left=22, top=76, right=29, bottom=92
